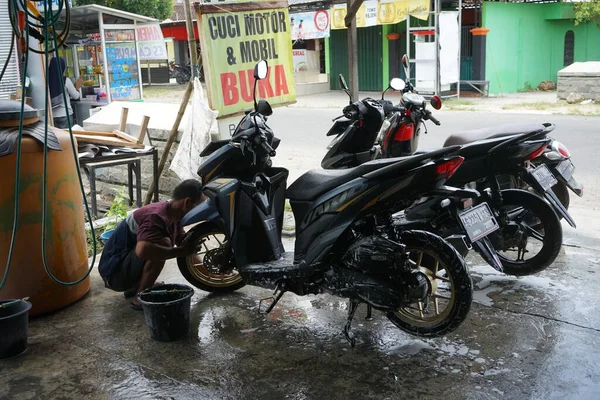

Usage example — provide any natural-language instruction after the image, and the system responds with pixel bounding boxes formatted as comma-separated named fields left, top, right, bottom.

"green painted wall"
left=483, top=2, right=600, bottom=94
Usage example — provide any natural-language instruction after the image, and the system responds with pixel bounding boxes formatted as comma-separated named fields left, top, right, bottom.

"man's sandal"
left=130, top=302, right=143, bottom=311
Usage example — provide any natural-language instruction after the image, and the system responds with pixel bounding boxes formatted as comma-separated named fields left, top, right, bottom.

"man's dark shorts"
left=106, top=249, right=146, bottom=292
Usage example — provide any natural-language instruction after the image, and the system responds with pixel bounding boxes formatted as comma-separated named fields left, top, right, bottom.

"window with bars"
left=564, top=30, right=574, bottom=67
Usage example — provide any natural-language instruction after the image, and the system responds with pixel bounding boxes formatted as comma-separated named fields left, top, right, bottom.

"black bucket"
left=139, top=283, right=194, bottom=342
left=0, top=299, right=32, bottom=359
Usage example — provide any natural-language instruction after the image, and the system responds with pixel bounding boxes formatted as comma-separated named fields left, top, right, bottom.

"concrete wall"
left=557, top=75, right=600, bottom=100
left=483, top=3, right=600, bottom=95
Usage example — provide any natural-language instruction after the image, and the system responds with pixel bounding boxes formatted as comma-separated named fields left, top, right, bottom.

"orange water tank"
left=0, top=126, right=90, bottom=316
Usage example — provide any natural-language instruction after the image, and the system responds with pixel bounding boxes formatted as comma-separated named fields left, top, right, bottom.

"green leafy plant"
left=104, top=188, right=130, bottom=232
left=73, top=0, right=174, bottom=21
left=573, top=0, right=600, bottom=26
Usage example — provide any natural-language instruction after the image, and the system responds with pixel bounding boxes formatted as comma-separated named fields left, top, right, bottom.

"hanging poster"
left=290, top=10, right=330, bottom=40
left=136, top=24, right=168, bottom=61
left=331, top=0, right=430, bottom=30
left=199, top=8, right=296, bottom=118
left=293, top=49, right=307, bottom=72
left=106, top=42, right=141, bottom=101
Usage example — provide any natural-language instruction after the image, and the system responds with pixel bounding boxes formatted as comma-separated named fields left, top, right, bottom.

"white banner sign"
left=136, top=24, right=168, bottom=60
left=290, top=10, right=330, bottom=40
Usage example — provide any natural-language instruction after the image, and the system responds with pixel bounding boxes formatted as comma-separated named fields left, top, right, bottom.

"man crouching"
left=98, top=179, right=204, bottom=310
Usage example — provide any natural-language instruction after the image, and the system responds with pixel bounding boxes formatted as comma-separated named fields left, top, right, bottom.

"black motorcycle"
left=176, top=60, right=474, bottom=345
left=170, top=62, right=191, bottom=84
left=321, top=76, right=563, bottom=276
left=381, top=54, right=582, bottom=223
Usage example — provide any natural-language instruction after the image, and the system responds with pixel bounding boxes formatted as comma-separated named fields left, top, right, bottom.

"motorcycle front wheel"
left=387, top=230, right=473, bottom=337
left=491, top=189, right=562, bottom=276
left=177, top=223, right=245, bottom=293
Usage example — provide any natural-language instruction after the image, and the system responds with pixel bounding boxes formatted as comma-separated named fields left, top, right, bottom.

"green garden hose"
left=0, top=0, right=97, bottom=290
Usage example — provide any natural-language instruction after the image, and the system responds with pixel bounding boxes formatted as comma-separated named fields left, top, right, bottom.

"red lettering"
left=274, top=64, right=289, bottom=96
left=258, top=67, right=275, bottom=98
left=220, top=72, right=238, bottom=106
left=240, top=70, right=254, bottom=102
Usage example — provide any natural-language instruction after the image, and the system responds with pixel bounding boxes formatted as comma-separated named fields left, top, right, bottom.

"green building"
left=483, top=2, right=600, bottom=95
left=324, top=1, right=600, bottom=95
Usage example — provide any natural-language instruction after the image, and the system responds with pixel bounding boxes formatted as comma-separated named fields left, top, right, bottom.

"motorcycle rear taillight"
left=435, top=157, right=465, bottom=179
left=528, top=145, right=546, bottom=160
left=555, top=141, right=571, bottom=158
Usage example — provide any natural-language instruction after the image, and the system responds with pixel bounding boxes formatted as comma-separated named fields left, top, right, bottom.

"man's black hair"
left=172, top=179, right=203, bottom=202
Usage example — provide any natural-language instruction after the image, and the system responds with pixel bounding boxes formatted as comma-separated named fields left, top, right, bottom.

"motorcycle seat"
left=443, top=123, right=546, bottom=147
left=287, top=147, right=460, bottom=202
left=287, top=158, right=402, bottom=201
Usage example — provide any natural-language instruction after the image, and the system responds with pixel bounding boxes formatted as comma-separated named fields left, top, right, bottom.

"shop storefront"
left=57, top=5, right=159, bottom=103
left=289, top=8, right=331, bottom=96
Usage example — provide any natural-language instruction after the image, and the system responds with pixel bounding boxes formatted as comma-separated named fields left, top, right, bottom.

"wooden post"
left=143, top=80, right=193, bottom=205
left=137, top=115, right=150, bottom=145
left=183, top=0, right=198, bottom=78
left=119, top=107, right=129, bottom=131
left=346, top=0, right=360, bottom=101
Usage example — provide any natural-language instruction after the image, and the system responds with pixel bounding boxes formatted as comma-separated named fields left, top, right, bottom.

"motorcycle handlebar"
left=423, top=110, right=441, bottom=126
left=260, top=139, right=276, bottom=157
left=344, top=108, right=358, bottom=120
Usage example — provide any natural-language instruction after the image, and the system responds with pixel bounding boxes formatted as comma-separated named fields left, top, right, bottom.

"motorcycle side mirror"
left=338, top=74, right=352, bottom=103
left=401, top=54, right=410, bottom=70
left=254, top=60, right=268, bottom=80
left=257, top=98, right=273, bottom=116
left=401, top=54, right=410, bottom=80
left=390, top=78, right=405, bottom=91
left=338, top=74, right=349, bottom=91
left=430, top=95, right=442, bottom=110
left=253, top=60, right=269, bottom=111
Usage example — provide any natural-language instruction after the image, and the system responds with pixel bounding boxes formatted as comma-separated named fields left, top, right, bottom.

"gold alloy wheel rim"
left=393, top=247, right=456, bottom=327
left=185, top=232, right=243, bottom=287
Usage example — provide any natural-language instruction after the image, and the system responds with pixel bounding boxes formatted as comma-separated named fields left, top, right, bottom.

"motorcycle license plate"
left=556, top=160, right=575, bottom=181
left=458, top=203, right=499, bottom=242
left=531, top=165, right=558, bottom=191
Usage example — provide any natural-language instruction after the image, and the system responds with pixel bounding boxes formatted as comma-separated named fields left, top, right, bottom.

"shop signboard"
left=106, top=42, right=141, bottom=101
left=331, top=0, right=430, bottom=30
left=289, top=10, right=330, bottom=40
left=199, top=3, right=296, bottom=120
left=136, top=24, right=168, bottom=61
left=292, top=49, right=307, bottom=72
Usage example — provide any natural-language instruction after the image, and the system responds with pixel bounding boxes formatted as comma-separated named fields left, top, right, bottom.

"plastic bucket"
left=139, top=284, right=194, bottom=342
left=0, top=299, right=32, bottom=359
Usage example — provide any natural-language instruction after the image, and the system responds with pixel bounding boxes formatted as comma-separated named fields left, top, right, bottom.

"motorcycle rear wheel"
left=492, top=189, right=562, bottom=276
left=387, top=230, right=472, bottom=337
left=176, top=74, right=189, bottom=84
left=177, top=223, right=245, bottom=293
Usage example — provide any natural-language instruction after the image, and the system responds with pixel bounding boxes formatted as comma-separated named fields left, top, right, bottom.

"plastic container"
left=139, top=284, right=194, bottom=342
left=0, top=128, right=90, bottom=316
left=99, top=228, right=114, bottom=245
left=0, top=299, right=32, bottom=359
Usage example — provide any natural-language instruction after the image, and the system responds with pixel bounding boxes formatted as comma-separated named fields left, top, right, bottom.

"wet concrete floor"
left=2, top=206, right=600, bottom=399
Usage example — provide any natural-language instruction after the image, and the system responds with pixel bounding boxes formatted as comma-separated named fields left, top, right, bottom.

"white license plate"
left=458, top=203, right=499, bottom=243
left=556, top=160, right=575, bottom=181
left=531, top=165, right=558, bottom=191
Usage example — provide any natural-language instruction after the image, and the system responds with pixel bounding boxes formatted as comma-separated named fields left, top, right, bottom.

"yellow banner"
left=331, top=0, right=430, bottom=30
left=200, top=9, right=296, bottom=118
